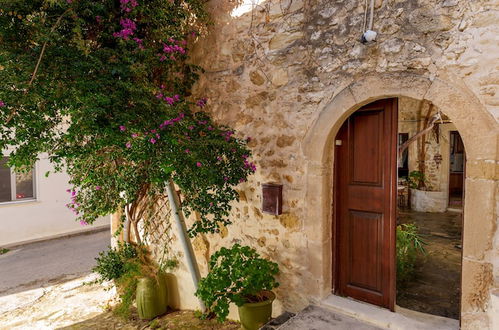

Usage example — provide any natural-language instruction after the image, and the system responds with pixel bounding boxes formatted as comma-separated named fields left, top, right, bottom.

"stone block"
left=461, top=259, right=493, bottom=314
left=462, top=179, right=496, bottom=260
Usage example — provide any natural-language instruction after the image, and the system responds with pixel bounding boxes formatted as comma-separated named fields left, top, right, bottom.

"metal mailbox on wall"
left=262, top=183, right=283, bottom=215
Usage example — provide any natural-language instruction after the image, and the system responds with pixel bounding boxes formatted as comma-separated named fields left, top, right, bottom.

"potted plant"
left=195, top=244, right=279, bottom=330
left=408, top=170, right=447, bottom=212
left=93, top=243, right=168, bottom=320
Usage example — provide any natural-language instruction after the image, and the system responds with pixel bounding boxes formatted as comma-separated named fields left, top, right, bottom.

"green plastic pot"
left=157, top=271, right=169, bottom=309
left=238, top=291, right=276, bottom=330
left=136, top=276, right=167, bottom=320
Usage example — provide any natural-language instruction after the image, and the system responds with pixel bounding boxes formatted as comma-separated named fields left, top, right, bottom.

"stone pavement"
left=0, top=273, right=115, bottom=330
left=275, top=305, right=384, bottom=330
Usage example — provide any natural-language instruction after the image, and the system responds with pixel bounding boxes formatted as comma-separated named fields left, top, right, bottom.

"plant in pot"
left=195, top=244, right=279, bottom=330
left=408, top=170, right=447, bottom=212
left=93, top=242, right=168, bottom=320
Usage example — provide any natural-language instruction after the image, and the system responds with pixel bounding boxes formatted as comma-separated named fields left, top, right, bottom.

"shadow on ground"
left=59, top=309, right=240, bottom=330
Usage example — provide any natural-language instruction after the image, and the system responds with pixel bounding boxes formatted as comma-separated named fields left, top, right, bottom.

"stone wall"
left=156, top=0, right=498, bottom=328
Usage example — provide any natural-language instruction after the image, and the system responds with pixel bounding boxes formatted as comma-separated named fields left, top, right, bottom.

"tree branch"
left=4, top=8, right=71, bottom=125
left=398, top=108, right=439, bottom=160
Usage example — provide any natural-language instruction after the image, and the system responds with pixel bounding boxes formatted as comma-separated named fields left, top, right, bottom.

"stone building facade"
left=144, top=0, right=499, bottom=329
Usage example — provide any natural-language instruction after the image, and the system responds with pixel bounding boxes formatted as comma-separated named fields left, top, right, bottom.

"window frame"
left=0, top=156, right=37, bottom=204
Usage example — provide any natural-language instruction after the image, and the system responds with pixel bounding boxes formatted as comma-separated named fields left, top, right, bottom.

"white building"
left=0, top=154, right=109, bottom=247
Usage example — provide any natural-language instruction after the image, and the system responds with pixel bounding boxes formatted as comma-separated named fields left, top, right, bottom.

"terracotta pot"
left=238, top=291, right=275, bottom=330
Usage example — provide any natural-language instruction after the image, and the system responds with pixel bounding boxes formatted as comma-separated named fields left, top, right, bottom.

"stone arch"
left=301, top=72, right=498, bottom=320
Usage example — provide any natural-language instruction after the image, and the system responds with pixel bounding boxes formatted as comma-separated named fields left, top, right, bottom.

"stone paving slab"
left=278, top=305, right=384, bottom=330
left=0, top=273, right=115, bottom=330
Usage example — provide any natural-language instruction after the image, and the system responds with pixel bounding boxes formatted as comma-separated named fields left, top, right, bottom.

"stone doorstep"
left=320, top=295, right=460, bottom=330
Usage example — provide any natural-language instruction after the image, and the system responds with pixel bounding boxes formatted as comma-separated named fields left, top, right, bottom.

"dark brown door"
left=333, top=99, right=397, bottom=310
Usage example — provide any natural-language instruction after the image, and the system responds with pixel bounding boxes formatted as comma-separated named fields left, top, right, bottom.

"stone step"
left=263, top=305, right=384, bottom=330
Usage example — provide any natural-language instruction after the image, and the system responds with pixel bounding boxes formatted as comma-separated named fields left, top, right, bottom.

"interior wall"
left=398, top=97, right=458, bottom=197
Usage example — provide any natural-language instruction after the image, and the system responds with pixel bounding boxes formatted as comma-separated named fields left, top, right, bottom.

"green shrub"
left=397, top=224, right=426, bottom=285
left=93, top=242, right=138, bottom=282
left=93, top=243, right=158, bottom=319
left=195, top=244, right=279, bottom=322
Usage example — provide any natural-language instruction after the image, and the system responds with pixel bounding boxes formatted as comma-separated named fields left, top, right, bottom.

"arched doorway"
left=301, top=73, right=497, bottom=327
left=332, top=96, right=465, bottom=319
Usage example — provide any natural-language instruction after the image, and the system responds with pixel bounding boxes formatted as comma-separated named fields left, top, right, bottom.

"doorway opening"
left=333, top=97, right=464, bottom=321
left=396, top=97, right=463, bottom=319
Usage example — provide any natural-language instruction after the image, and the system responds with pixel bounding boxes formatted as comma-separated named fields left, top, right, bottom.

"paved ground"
left=0, top=273, right=116, bottom=330
left=0, top=229, right=110, bottom=296
left=278, top=305, right=383, bottom=330
left=397, top=209, right=462, bottom=319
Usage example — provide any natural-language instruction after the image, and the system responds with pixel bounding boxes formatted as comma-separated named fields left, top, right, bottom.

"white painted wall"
left=0, top=155, right=109, bottom=246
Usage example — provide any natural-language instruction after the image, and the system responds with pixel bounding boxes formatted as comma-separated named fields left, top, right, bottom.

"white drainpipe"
left=165, top=178, right=206, bottom=312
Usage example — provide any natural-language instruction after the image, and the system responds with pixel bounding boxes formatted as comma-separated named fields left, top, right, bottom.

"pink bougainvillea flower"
left=133, top=37, right=144, bottom=49
left=207, top=126, right=213, bottom=131
left=196, top=98, right=207, bottom=107
left=120, top=0, right=138, bottom=13
left=95, top=186, right=101, bottom=190
left=131, top=133, right=139, bottom=138
left=126, top=142, right=132, bottom=148
left=0, top=100, right=5, bottom=107
left=80, top=220, right=88, bottom=226
left=150, top=138, right=156, bottom=144
left=185, top=149, right=190, bottom=153
left=209, top=202, right=213, bottom=206
left=120, top=125, right=126, bottom=131
left=113, top=18, right=137, bottom=40
left=223, top=176, right=229, bottom=181
left=188, top=126, right=194, bottom=130
left=196, top=162, right=202, bottom=167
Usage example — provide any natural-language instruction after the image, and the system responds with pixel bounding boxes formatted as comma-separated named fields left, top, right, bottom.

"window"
left=398, top=133, right=409, bottom=179
left=0, top=156, right=36, bottom=203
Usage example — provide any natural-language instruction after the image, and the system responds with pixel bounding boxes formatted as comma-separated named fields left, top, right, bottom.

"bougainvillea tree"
left=0, top=0, right=255, bottom=241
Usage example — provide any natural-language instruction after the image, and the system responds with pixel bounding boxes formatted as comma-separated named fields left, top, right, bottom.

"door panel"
left=334, top=98, right=397, bottom=310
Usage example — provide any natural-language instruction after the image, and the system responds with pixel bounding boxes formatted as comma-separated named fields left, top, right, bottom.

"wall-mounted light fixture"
left=262, top=183, right=283, bottom=215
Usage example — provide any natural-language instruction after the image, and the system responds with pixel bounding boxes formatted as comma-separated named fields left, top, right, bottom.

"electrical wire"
left=362, top=0, right=368, bottom=33
left=368, top=0, right=375, bottom=30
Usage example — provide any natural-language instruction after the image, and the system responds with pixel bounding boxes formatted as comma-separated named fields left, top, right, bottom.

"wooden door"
left=333, top=99, right=397, bottom=310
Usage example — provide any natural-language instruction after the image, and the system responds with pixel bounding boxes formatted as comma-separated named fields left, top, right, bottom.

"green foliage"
left=0, top=248, right=9, bottom=255
left=93, top=243, right=157, bottom=319
left=159, top=258, right=178, bottom=272
left=93, top=242, right=138, bottom=282
left=408, top=170, right=428, bottom=190
left=396, top=223, right=426, bottom=285
left=195, top=244, right=280, bottom=322
left=0, top=0, right=254, bottom=236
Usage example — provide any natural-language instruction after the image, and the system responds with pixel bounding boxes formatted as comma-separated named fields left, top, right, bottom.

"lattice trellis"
left=140, top=193, right=178, bottom=268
